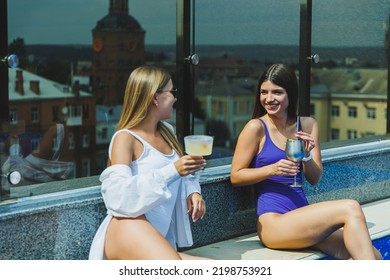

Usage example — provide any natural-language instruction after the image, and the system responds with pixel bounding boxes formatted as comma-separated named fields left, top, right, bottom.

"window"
left=348, top=107, right=357, bottom=118
left=9, top=110, right=18, bottom=124
left=194, top=0, right=299, bottom=153
left=68, top=132, right=75, bottom=150
left=1, top=0, right=389, bottom=203
left=367, top=107, right=376, bottom=119
left=31, top=138, right=39, bottom=153
left=347, top=130, right=358, bottom=139
left=312, top=0, right=389, bottom=142
left=331, top=106, right=340, bottom=117
left=331, top=129, right=340, bottom=140
left=31, top=107, right=39, bottom=123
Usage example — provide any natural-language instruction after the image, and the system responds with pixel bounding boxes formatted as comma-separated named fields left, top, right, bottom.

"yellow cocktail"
left=184, top=135, right=213, bottom=156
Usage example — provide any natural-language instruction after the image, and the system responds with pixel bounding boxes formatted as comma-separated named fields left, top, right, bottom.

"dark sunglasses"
left=156, top=88, right=178, bottom=98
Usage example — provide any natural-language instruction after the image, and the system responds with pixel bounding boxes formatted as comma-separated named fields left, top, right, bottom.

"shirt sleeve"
left=99, top=163, right=180, bottom=217
left=183, top=175, right=202, bottom=198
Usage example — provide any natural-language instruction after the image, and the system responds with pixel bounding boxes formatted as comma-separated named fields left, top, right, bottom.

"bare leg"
left=104, top=216, right=181, bottom=260
left=258, top=199, right=379, bottom=260
left=312, top=229, right=382, bottom=260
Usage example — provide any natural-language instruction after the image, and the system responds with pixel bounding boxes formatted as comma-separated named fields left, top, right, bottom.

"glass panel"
left=2, top=0, right=176, bottom=201
left=194, top=0, right=300, bottom=159
left=311, top=0, right=389, bottom=142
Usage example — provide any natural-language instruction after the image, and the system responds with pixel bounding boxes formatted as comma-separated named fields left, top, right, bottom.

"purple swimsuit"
left=251, top=119, right=309, bottom=217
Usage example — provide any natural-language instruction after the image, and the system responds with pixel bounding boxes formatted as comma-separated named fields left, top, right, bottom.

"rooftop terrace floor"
left=186, top=197, right=390, bottom=260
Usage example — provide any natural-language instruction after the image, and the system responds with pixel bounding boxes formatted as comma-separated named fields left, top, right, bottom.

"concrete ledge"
left=185, top=198, right=390, bottom=260
left=185, top=233, right=324, bottom=260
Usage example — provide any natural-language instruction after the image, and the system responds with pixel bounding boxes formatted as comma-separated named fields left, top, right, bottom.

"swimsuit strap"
left=258, top=118, right=273, bottom=150
left=259, top=118, right=270, bottom=138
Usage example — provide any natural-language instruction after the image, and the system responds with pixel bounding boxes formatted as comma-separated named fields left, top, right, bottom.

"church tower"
left=91, top=0, right=145, bottom=105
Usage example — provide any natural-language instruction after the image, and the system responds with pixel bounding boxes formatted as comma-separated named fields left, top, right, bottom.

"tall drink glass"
left=285, top=138, right=304, bottom=187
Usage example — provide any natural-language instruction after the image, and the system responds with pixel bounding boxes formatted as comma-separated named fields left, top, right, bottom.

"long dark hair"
left=252, top=64, right=298, bottom=119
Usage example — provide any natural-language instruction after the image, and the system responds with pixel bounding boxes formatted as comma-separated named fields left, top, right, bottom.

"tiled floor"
left=186, top=197, right=390, bottom=260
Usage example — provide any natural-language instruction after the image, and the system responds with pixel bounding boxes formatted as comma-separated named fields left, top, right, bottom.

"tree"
left=206, top=119, right=230, bottom=147
left=38, top=60, right=70, bottom=84
left=8, top=37, right=27, bottom=68
left=193, top=97, right=206, bottom=120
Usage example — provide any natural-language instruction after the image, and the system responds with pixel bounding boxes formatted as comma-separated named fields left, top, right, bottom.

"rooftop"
left=8, top=68, right=92, bottom=101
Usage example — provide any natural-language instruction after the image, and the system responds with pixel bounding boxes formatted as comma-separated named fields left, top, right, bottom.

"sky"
left=7, top=0, right=390, bottom=47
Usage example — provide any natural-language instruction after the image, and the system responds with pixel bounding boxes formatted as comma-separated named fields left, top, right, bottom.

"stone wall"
left=1, top=140, right=390, bottom=259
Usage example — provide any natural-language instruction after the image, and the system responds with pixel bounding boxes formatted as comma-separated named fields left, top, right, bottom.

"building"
left=95, top=104, right=122, bottom=174
left=195, top=64, right=388, bottom=146
left=91, top=0, right=145, bottom=105
left=311, top=68, right=387, bottom=142
left=2, top=68, right=96, bottom=182
left=196, top=78, right=255, bottom=148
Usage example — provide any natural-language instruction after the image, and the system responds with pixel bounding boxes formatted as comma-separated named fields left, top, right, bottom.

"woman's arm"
left=100, top=163, right=178, bottom=217
left=183, top=175, right=205, bottom=221
left=101, top=131, right=180, bottom=217
left=230, top=119, right=281, bottom=187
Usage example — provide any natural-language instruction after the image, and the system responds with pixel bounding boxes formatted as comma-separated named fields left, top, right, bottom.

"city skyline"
left=7, top=0, right=389, bottom=47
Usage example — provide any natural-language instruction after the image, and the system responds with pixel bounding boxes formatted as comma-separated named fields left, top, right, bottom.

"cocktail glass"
left=285, top=138, right=305, bottom=187
left=184, top=135, right=214, bottom=179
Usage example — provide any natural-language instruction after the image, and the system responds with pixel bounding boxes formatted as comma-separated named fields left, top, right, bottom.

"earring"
left=155, top=102, right=158, bottom=107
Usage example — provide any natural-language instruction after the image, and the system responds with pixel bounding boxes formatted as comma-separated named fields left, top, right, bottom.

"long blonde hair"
left=108, top=66, right=184, bottom=166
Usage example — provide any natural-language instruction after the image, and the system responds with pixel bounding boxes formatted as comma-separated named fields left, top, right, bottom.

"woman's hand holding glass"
left=285, top=138, right=305, bottom=187
left=282, top=132, right=315, bottom=187
left=183, top=135, right=214, bottom=180
left=296, top=131, right=316, bottom=154
left=174, top=155, right=206, bottom=176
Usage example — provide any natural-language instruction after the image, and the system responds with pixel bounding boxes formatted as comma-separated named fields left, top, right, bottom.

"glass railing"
left=1, top=0, right=389, bottom=206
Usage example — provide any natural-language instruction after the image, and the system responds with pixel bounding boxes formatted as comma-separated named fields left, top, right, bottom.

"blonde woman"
left=89, top=66, right=207, bottom=260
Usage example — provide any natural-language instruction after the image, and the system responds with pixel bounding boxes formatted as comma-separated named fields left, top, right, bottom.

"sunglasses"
left=156, top=88, right=178, bottom=98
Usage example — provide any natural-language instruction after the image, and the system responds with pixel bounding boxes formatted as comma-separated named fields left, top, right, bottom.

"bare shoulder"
left=243, top=118, right=264, bottom=135
left=233, top=118, right=266, bottom=171
left=112, top=130, right=136, bottom=146
left=111, top=130, right=138, bottom=163
left=237, top=118, right=265, bottom=147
